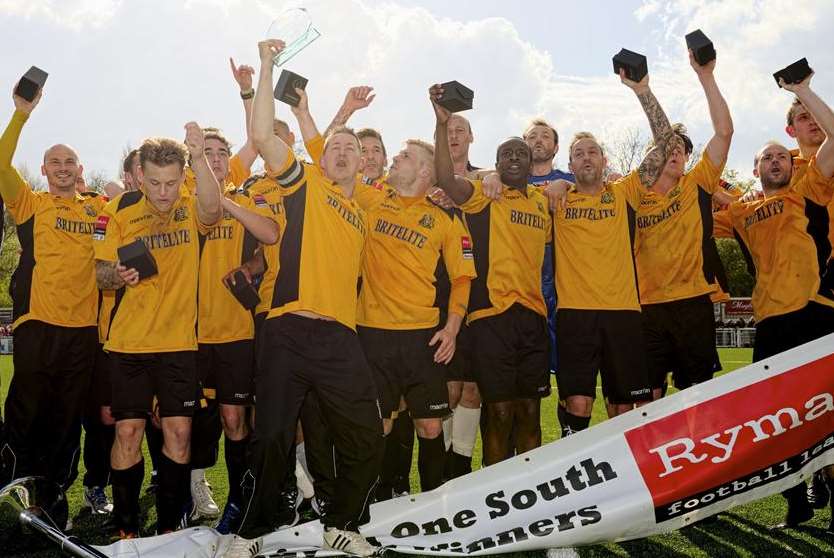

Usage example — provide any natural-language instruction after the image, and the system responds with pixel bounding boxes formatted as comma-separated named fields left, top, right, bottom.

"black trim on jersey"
left=12, top=218, right=35, bottom=322
left=465, top=206, right=492, bottom=313
left=733, top=228, right=756, bottom=280
left=275, top=159, right=305, bottom=188
left=698, top=187, right=729, bottom=291
left=79, top=191, right=100, bottom=198
left=106, top=287, right=125, bottom=341
left=804, top=198, right=831, bottom=278
left=117, top=190, right=143, bottom=211
left=273, top=183, right=307, bottom=308
left=241, top=172, right=268, bottom=191
left=627, top=204, right=641, bottom=304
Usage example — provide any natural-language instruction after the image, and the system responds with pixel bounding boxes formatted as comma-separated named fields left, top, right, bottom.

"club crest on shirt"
left=418, top=214, right=435, bottom=230
left=669, top=185, right=681, bottom=198
left=537, top=201, right=546, bottom=214
left=601, top=191, right=615, bottom=204
left=174, top=207, right=189, bottom=222
left=84, top=204, right=98, bottom=217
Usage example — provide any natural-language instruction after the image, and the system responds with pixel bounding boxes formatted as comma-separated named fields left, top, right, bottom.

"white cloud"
left=0, top=0, right=831, bottom=181
left=0, top=0, right=121, bottom=30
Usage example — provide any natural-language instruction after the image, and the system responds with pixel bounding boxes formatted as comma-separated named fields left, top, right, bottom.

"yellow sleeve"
left=458, top=179, right=489, bottom=213
left=712, top=207, right=735, bottom=239
left=611, top=170, right=643, bottom=209
left=442, top=212, right=477, bottom=282
left=793, top=157, right=834, bottom=206
left=305, top=134, right=324, bottom=167
left=354, top=182, right=387, bottom=211
left=1, top=167, right=36, bottom=224
left=229, top=154, right=251, bottom=187
left=93, top=202, right=121, bottom=262
left=448, top=278, right=471, bottom=318
left=688, top=151, right=725, bottom=195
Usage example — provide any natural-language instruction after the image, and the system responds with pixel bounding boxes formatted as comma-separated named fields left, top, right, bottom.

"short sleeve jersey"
left=264, top=154, right=367, bottom=330
left=4, top=172, right=105, bottom=329
left=241, top=173, right=286, bottom=317
left=634, top=152, right=725, bottom=304
left=358, top=193, right=476, bottom=329
left=554, top=172, right=643, bottom=311
left=459, top=179, right=551, bottom=323
left=94, top=191, right=212, bottom=353
left=197, top=186, right=280, bottom=343
left=713, top=158, right=834, bottom=322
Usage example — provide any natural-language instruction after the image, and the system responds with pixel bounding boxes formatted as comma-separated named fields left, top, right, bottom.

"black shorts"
left=92, top=344, right=113, bottom=407
left=110, top=351, right=198, bottom=420
left=446, top=324, right=474, bottom=382
left=358, top=327, right=449, bottom=419
left=197, top=340, right=254, bottom=405
left=642, top=295, right=717, bottom=390
left=556, top=309, right=652, bottom=404
left=753, top=300, right=834, bottom=362
left=469, top=303, right=550, bottom=404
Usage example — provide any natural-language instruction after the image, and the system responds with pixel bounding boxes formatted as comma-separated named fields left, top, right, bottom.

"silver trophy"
left=266, top=7, right=321, bottom=67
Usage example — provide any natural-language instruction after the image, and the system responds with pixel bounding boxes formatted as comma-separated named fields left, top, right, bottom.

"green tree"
left=716, top=238, right=754, bottom=297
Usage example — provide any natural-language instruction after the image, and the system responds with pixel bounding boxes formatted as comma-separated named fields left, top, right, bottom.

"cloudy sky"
left=0, top=0, right=832, bottom=183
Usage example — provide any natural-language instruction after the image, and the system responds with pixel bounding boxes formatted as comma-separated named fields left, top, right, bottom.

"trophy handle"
left=272, top=27, right=321, bottom=68
left=19, top=509, right=108, bottom=558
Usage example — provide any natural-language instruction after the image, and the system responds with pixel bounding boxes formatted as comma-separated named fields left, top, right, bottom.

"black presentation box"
left=613, top=49, right=648, bottom=82
left=685, top=29, right=716, bottom=66
left=437, top=80, right=474, bottom=113
left=15, top=66, right=48, bottom=102
left=773, top=58, right=812, bottom=87
left=227, top=270, right=260, bottom=310
left=117, top=239, right=158, bottom=280
left=274, top=69, right=308, bottom=107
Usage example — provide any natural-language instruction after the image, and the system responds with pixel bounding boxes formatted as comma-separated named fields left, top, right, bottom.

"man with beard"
left=523, top=119, right=574, bottom=378
left=714, top=73, right=834, bottom=532
left=357, top=138, right=475, bottom=492
left=431, top=84, right=551, bottom=466
left=630, top=48, right=733, bottom=401
left=0, top=82, right=104, bottom=502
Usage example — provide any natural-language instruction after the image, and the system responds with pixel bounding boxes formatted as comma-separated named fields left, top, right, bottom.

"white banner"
left=98, top=333, right=834, bottom=557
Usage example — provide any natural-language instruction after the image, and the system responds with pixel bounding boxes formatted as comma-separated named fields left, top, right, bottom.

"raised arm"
left=230, top=57, right=258, bottom=170
left=323, top=86, right=375, bottom=138
left=221, top=196, right=279, bottom=244
left=0, top=83, right=42, bottom=200
left=690, top=50, right=733, bottom=166
left=251, top=40, right=293, bottom=171
left=184, top=122, right=223, bottom=226
left=289, top=87, right=321, bottom=145
left=430, top=84, right=473, bottom=204
left=782, top=72, right=834, bottom=177
left=620, top=70, right=681, bottom=187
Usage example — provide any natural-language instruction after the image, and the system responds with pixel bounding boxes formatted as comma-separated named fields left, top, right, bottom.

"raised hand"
left=342, top=86, right=375, bottom=113
left=688, top=48, right=716, bottom=76
left=230, top=57, right=255, bottom=91
left=289, top=87, right=310, bottom=116
left=779, top=70, right=814, bottom=93
left=116, top=263, right=140, bottom=286
left=619, top=68, right=650, bottom=94
left=258, top=39, right=286, bottom=64
left=12, top=81, right=42, bottom=114
left=482, top=172, right=503, bottom=200
left=184, top=121, right=205, bottom=158
left=429, top=83, right=451, bottom=124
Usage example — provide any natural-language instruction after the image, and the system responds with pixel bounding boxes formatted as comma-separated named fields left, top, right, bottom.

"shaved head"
left=43, top=144, right=79, bottom=165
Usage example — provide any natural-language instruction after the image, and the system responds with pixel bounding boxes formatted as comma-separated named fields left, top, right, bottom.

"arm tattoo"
left=636, top=89, right=672, bottom=141
left=324, top=105, right=354, bottom=138
left=638, top=146, right=666, bottom=187
left=96, top=260, right=125, bottom=290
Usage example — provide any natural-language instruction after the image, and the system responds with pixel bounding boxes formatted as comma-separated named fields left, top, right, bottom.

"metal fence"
left=716, top=327, right=756, bottom=348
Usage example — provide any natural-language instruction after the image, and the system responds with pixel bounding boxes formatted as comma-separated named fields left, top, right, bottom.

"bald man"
left=0, top=82, right=103, bottom=497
